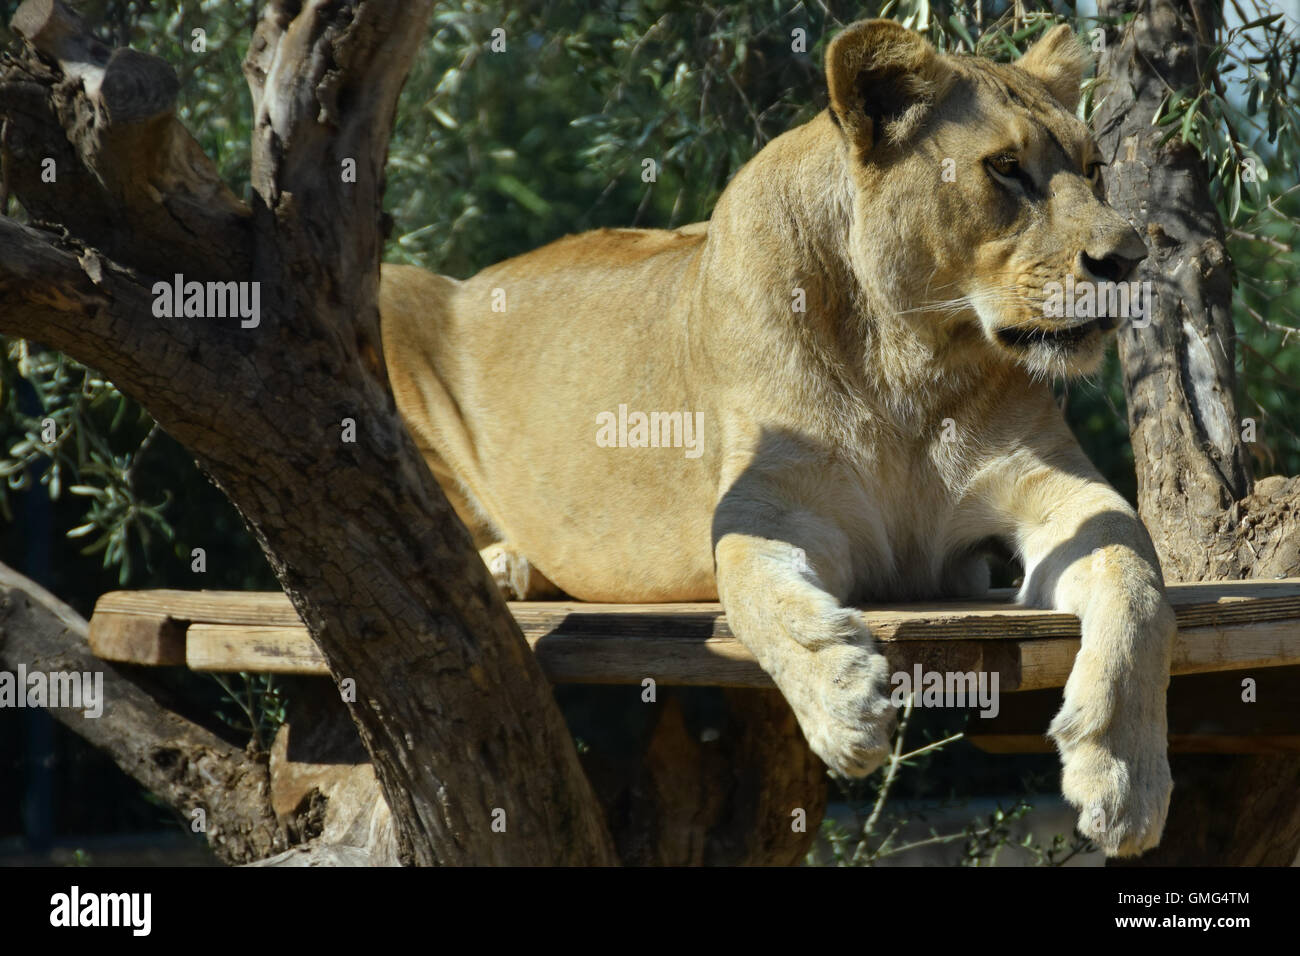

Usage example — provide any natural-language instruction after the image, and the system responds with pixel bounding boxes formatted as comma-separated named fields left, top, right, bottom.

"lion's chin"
left=988, top=317, right=1112, bottom=379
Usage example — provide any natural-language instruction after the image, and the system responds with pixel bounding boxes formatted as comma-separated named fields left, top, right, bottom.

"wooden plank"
left=87, top=610, right=186, bottom=665
left=183, top=616, right=1300, bottom=691
left=92, top=589, right=301, bottom=627
left=518, top=627, right=1016, bottom=689
left=187, top=626, right=329, bottom=676
left=91, top=578, right=1300, bottom=644
left=185, top=622, right=1015, bottom=688
left=513, top=580, right=1300, bottom=642
left=91, top=580, right=1300, bottom=689
left=184, top=622, right=755, bottom=683
left=967, top=668, right=1300, bottom=752
left=968, top=735, right=1300, bottom=754
left=1013, top=619, right=1300, bottom=691
left=181, top=622, right=1016, bottom=687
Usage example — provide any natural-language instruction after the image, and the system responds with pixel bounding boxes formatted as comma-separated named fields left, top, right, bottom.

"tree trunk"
left=578, top=687, right=826, bottom=866
left=0, top=0, right=616, bottom=866
left=1094, top=0, right=1300, bottom=865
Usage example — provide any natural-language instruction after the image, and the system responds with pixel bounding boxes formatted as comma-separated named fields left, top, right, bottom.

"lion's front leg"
left=1016, top=488, right=1175, bottom=857
left=713, top=500, right=895, bottom=778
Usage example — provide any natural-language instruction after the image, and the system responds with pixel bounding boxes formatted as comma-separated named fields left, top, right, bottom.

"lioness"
left=380, top=20, right=1174, bottom=857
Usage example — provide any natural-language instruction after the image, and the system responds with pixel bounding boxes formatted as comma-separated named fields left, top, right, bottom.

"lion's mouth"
left=995, top=315, right=1115, bottom=351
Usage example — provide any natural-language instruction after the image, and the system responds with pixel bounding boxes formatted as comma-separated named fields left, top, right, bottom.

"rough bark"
left=1094, top=0, right=1250, bottom=577
left=0, top=0, right=616, bottom=866
left=1094, top=0, right=1300, bottom=865
left=4, top=0, right=253, bottom=279
left=251, top=682, right=829, bottom=867
left=579, top=688, right=827, bottom=866
left=0, top=561, right=285, bottom=864
left=254, top=677, right=401, bottom=867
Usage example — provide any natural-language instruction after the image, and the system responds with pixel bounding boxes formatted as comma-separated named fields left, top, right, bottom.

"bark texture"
left=580, top=688, right=827, bottom=865
left=0, top=561, right=285, bottom=864
left=0, top=0, right=616, bottom=866
left=1094, top=0, right=1300, bottom=865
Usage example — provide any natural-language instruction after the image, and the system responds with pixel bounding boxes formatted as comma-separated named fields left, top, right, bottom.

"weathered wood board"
left=88, top=580, right=1300, bottom=692
left=966, top=667, right=1300, bottom=753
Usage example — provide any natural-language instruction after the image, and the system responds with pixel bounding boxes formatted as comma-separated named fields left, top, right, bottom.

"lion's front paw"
left=781, top=638, right=897, bottom=778
left=1050, top=707, right=1172, bottom=857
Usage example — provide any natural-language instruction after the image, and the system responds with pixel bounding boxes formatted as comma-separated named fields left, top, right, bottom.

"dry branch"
left=0, top=561, right=285, bottom=864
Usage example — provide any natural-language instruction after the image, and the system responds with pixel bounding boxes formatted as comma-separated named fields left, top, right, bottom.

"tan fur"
left=380, top=21, right=1174, bottom=857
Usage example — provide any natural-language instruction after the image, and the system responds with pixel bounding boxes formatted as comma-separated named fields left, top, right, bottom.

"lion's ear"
left=1015, top=25, right=1088, bottom=112
left=825, top=19, right=951, bottom=154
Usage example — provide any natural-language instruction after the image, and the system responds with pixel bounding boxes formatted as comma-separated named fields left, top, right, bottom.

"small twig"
left=1241, top=304, right=1300, bottom=344
left=851, top=694, right=914, bottom=865
left=896, top=731, right=965, bottom=763
left=0, top=118, right=11, bottom=217
left=245, top=675, right=262, bottom=751
left=122, top=422, right=161, bottom=491
left=881, top=830, right=971, bottom=856
left=1229, top=227, right=1292, bottom=252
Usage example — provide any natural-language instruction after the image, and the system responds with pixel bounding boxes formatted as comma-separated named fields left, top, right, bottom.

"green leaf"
left=947, top=15, right=975, bottom=52
left=1158, top=103, right=1185, bottom=126
left=110, top=394, right=128, bottom=431
left=1181, top=94, right=1202, bottom=143
left=428, top=106, right=460, bottom=130
left=1238, top=13, right=1283, bottom=30
left=79, top=533, right=110, bottom=557
left=1150, top=92, right=1170, bottom=126
left=492, top=174, right=551, bottom=216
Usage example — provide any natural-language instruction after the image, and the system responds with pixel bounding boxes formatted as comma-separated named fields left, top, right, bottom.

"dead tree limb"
left=0, top=560, right=285, bottom=864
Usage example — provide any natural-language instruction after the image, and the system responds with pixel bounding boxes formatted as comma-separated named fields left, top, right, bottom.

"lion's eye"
left=986, top=154, right=1020, bottom=178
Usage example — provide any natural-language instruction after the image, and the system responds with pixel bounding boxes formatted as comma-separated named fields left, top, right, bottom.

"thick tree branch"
left=0, top=215, right=185, bottom=364
left=4, top=0, right=253, bottom=281
left=0, top=560, right=285, bottom=864
left=0, top=214, right=244, bottom=457
left=1093, top=0, right=1251, bottom=582
left=241, top=0, right=428, bottom=377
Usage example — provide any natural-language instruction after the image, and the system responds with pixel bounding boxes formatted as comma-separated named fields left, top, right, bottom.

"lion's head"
left=824, top=19, right=1146, bottom=378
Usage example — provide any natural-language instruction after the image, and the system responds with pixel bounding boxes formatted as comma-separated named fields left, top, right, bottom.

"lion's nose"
left=1079, top=227, right=1148, bottom=284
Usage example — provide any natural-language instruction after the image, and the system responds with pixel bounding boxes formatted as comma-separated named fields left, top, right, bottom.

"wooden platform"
left=965, top=668, right=1300, bottom=755
left=87, top=580, right=1300, bottom=692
